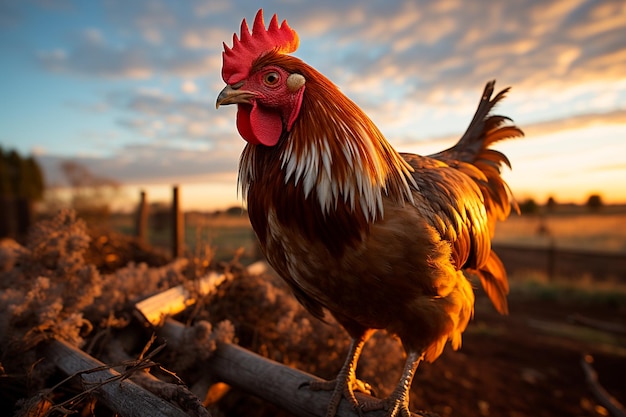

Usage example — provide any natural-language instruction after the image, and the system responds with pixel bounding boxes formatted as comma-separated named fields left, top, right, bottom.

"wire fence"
left=493, top=244, right=626, bottom=283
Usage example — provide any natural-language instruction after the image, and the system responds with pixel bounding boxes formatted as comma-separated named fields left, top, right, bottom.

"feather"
left=467, top=252, right=510, bottom=315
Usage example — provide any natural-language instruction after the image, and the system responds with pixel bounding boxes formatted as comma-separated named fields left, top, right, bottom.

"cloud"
left=181, top=80, right=198, bottom=94
left=38, top=140, right=244, bottom=187
left=38, top=31, right=154, bottom=78
left=32, top=0, right=626, bottom=100
left=107, top=88, right=236, bottom=145
left=37, top=28, right=221, bottom=78
left=402, top=108, right=626, bottom=147
left=7, top=0, right=626, bottom=205
left=307, top=0, right=626, bottom=102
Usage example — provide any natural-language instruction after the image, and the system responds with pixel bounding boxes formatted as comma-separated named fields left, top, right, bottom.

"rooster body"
left=217, top=10, right=522, bottom=416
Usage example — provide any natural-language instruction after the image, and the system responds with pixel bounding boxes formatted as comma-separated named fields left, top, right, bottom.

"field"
left=113, top=205, right=626, bottom=264
left=493, top=209, right=626, bottom=254
left=1, top=208, right=625, bottom=417
left=127, top=207, right=626, bottom=416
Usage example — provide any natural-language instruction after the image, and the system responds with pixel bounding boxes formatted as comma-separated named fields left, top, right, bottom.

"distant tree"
left=6, top=150, right=21, bottom=197
left=586, top=194, right=604, bottom=211
left=0, top=148, right=11, bottom=196
left=226, top=206, right=245, bottom=216
left=545, top=196, right=557, bottom=212
left=18, top=156, right=44, bottom=200
left=519, top=198, right=539, bottom=215
left=60, top=160, right=120, bottom=224
left=0, top=149, right=45, bottom=199
left=0, top=148, right=45, bottom=237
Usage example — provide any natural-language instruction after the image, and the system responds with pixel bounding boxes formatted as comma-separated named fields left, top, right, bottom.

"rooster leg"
left=307, top=334, right=372, bottom=417
left=360, top=350, right=423, bottom=417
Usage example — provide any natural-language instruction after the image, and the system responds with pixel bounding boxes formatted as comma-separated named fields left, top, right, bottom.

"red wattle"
left=236, top=103, right=282, bottom=146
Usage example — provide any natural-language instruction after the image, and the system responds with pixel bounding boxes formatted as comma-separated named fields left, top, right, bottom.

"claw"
left=359, top=350, right=424, bottom=417
left=308, top=376, right=369, bottom=417
left=304, top=334, right=371, bottom=417
left=360, top=396, right=413, bottom=417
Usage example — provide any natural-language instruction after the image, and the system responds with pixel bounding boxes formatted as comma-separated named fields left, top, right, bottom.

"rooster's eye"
left=263, top=72, right=280, bottom=86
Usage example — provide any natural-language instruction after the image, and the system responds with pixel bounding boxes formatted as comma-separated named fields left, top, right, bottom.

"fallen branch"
left=104, top=336, right=210, bottom=417
left=135, top=270, right=232, bottom=326
left=569, top=314, right=626, bottom=336
left=160, top=319, right=433, bottom=417
left=44, top=339, right=192, bottom=417
left=133, top=264, right=434, bottom=417
left=581, top=355, right=626, bottom=417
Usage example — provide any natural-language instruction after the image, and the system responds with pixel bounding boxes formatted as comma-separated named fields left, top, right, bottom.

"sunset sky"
left=1, top=0, right=625, bottom=211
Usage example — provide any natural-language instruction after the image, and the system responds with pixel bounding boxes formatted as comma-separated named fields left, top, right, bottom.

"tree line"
left=0, top=147, right=45, bottom=237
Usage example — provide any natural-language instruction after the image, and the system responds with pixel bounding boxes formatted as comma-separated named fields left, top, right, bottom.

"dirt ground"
left=216, top=287, right=626, bottom=417
left=4, top=222, right=625, bottom=417
left=405, top=295, right=626, bottom=417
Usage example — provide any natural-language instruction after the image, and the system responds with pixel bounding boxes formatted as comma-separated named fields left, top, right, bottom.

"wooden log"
left=44, top=339, right=191, bottom=417
left=581, top=355, right=626, bottom=417
left=135, top=270, right=232, bottom=326
left=208, top=340, right=432, bottom=417
left=134, top=264, right=432, bottom=417
left=135, top=261, right=266, bottom=326
left=159, top=319, right=428, bottom=417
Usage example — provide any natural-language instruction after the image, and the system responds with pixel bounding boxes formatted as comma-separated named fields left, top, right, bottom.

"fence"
left=493, top=244, right=626, bottom=283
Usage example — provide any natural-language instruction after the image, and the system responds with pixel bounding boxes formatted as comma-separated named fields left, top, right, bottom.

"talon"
left=304, top=376, right=373, bottom=417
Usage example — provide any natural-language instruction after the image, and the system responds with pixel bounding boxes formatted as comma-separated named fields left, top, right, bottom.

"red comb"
left=222, top=9, right=299, bottom=84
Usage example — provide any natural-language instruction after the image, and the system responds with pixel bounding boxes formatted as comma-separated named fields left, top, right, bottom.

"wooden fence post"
left=172, top=186, right=184, bottom=258
left=135, top=190, right=148, bottom=242
left=547, top=237, right=556, bottom=281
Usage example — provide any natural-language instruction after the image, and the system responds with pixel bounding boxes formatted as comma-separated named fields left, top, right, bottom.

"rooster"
left=216, top=10, right=523, bottom=417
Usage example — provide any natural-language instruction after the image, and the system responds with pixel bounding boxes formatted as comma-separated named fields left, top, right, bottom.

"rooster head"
left=216, top=9, right=305, bottom=147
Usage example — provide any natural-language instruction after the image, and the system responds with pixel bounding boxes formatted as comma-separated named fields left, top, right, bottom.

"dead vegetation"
left=1, top=209, right=625, bottom=417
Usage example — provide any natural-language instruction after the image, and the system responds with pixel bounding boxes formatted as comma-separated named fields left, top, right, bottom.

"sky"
left=1, top=0, right=625, bottom=211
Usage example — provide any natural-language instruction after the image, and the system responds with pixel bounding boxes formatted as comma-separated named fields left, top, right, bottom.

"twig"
left=44, top=339, right=191, bottom=417
left=569, top=314, right=626, bottom=336
left=581, top=355, right=626, bottom=417
left=107, top=334, right=209, bottom=417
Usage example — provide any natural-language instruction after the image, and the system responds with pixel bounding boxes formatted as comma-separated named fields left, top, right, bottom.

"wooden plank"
left=159, top=319, right=406, bottom=417
left=135, top=261, right=267, bottom=326
left=45, top=339, right=190, bottom=417
left=135, top=271, right=229, bottom=326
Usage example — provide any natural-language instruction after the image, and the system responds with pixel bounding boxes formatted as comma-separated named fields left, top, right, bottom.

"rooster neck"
left=237, top=66, right=417, bottom=253
left=240, top=142, right=369, bottom=255
left=280, top=80, right=416, bottom=221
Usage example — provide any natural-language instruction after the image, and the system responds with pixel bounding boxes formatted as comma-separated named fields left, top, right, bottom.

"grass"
left=105, top=211, right=258, bottom=263
left=508, top=269, right=626, bottom=307
left=104, top=208, right=626, bottom=295
left=493, top=211, right=626, bottom=253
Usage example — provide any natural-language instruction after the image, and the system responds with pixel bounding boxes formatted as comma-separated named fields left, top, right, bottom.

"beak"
left=215, top=85, right=255, bottom=109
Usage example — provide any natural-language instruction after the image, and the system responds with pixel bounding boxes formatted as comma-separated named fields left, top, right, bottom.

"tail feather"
left=469, top=251, right=509, bottom=315
left=430, top=81, right=522, bottom=315
left=430, top=80, right=523, bottom=226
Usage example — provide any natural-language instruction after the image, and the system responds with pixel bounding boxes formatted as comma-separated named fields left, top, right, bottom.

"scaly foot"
left=307, top=374, right=373, bottom=417
left=360, top=395, right=413, bottom=417
left=303, top=334, right=372, bottom=417
left=360, top=350, right=424, bottom=417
